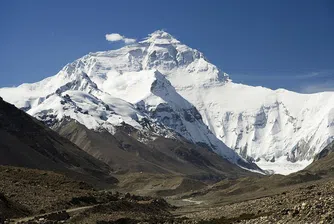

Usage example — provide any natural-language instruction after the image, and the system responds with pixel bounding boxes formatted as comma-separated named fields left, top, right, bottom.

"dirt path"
left=10, top=205, right=94, bottom=223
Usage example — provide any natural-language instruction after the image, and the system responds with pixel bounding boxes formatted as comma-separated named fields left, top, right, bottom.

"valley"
left=1, top=163, right=334, bottom=223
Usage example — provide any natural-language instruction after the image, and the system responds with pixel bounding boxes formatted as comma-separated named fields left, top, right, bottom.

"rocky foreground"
left=0, top=166, right=180, bottom=223
left=184, top=179, right=334, bottom=224
left=1, top=165, right=333, bottom=224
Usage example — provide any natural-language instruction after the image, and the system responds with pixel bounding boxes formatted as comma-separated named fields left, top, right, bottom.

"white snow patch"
left=256, top=157, right=312, bottom=175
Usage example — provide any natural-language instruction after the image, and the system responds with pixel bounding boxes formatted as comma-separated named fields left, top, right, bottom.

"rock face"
left=1, top=30, right=333, bottom=173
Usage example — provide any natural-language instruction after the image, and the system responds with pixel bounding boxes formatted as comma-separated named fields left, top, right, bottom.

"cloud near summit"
left=105, top=33, right=136, bottom=44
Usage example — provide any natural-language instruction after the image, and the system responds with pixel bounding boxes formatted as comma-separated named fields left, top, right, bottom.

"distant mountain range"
left=1, top=30, right=333, bottom=174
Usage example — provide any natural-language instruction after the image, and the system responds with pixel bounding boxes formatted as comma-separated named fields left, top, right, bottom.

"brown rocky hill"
left=55, top=119, right=258, bottom=181
left=0, top=97, right=117, bottom=186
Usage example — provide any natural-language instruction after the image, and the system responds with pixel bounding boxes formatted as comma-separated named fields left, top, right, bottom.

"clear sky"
left=1, top=0, right=333, bottom=93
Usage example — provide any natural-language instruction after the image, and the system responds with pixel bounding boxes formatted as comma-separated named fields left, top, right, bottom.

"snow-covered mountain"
left=1, top=30, right=333, bottom=174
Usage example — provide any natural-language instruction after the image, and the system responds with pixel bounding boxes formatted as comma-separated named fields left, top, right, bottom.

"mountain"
left=0, top=46, right=250, bottom=170
left=306, top=140, right=334, bottom=174
left=0, top=97, right=117, bottom=186
left=0, top=93, right=256, bottom=183
left=1, top=30, right=333, bottom=174
left=54, top=118, right=257, bottom=180
left=196, top=84, right=334, bottom=175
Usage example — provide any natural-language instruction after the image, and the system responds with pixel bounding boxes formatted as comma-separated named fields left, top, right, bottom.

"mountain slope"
left=1, top=30, right=333, bottom=174
left=0, top=97, right=117, bottom=186
left=305, top=140, right=334, bottom=174
left=54, top=118, right=258, bottom=180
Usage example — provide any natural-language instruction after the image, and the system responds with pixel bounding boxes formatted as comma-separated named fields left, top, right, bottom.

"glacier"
left=1, top=30, right=333, bottom=174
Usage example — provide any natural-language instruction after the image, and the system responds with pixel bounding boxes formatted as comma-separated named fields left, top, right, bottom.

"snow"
left=256, top=156, right=312, bottom=175
left=95, top=68, right=240, bottom=162
left=100, top=70, right=162, bottom=104
left=179, top=81, right=334, bottom=164
left=0, top=30, right=333, bottom=174
left=141, top=30, right=181, bottom=45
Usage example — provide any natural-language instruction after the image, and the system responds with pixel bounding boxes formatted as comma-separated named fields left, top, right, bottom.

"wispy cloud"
left=294, top=70, right=334, bottom=79
left=105, top=33, right=136, bottom=44
left=297, top=70, right=334, bottom=93
left=232, top=70, right=334, bottom=81
left=299, top=81, right=334, bottom=93
left=231, top=69, right=334, bottom=93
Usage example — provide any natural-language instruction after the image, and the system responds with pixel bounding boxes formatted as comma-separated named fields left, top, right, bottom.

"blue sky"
left=0, top=0, right=333, bottom=93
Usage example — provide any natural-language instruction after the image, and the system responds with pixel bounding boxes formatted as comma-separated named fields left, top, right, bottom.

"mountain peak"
left=141, top=30, right=180, bottom=44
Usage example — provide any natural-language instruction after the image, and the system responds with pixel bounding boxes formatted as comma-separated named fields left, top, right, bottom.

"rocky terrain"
left=183, top=178, right=334, bottom=224
left=0, top=165, right=176, bottom=223
left=0, top=140, right=333, bottom=223
left=1, top=164, right=333, bottom=224
left=173, top=142, right=334, bottom=224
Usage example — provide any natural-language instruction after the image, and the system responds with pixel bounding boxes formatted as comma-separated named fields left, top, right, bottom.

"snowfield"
left=1, top=30, right=333, bottom=174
